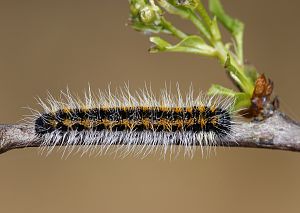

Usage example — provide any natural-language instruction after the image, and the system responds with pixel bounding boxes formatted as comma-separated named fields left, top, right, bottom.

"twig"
left=0, top=111, right=300, bottom=155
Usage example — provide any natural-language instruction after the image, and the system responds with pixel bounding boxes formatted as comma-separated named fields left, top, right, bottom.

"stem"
left=234, top=31, right=244, bottom=64
left=214, top=41, right=253, bottom=94
left=196, top=1, right=212, bottom=33
left=157, top=0, right=211, bottom=41
left=188, top=11, right=212, bottom=41
left=161, top=17, right=187, bottom=39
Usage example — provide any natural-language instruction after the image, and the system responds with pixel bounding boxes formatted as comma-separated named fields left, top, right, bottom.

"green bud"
left=176, top=0, right=199, bottom=10
left=129, top=0, right=147, bottom=17
left=139, top=6, right=156, bottom=24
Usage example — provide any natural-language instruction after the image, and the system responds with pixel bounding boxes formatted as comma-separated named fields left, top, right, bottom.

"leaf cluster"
left=129, top=0, right=260, bottom=110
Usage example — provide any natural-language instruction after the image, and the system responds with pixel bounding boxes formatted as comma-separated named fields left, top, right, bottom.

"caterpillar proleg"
left=26, top=85, right=239, bottom=158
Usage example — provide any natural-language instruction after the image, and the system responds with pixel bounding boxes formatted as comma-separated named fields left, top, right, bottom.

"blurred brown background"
left=0, top=1, right=300, bottom=212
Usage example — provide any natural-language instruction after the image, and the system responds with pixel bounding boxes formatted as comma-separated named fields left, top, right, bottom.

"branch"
left=1, top=111, right=300, bottom=155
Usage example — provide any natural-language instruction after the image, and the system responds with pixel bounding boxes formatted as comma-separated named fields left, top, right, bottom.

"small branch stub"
left=242, top=74, right=279, bottom=119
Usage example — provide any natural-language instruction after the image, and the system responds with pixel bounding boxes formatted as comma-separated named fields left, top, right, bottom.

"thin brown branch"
left=1, top=111, right=300, bottom=154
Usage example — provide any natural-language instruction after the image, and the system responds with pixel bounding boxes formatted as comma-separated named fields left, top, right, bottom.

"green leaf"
left=149, top=35, right=216, bottom=56
left=209, top=0, right=244, bottom=61
left=207, top=84, right=251, bottom=110
left=149, top=37, right=172, bottom=52
left=209, top=0, right=243, bottom=34
left=225, top=55, right=254, bottom=95
left=208, top=84, right=237, bottom=97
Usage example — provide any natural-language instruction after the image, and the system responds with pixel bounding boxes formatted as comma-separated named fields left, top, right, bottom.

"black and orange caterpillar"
left=35, top=106, right=231, bottom=135
left=29, top=87, right=238, bottom=157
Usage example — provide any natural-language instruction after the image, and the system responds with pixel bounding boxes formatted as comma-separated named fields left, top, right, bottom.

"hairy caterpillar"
left=26, top=85, right=239, bottom=158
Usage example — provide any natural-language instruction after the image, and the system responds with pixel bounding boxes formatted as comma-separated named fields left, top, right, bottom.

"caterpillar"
left=26, top=85, right=239, bottom=158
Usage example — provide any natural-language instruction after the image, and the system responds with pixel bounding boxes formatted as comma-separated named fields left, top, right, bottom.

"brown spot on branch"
left=242, top=74, right=279, bottom=119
